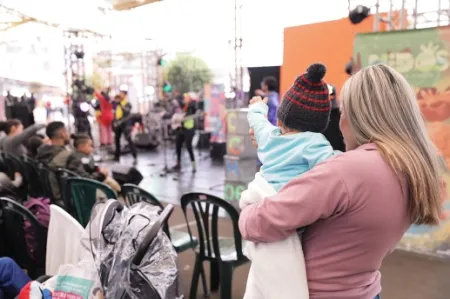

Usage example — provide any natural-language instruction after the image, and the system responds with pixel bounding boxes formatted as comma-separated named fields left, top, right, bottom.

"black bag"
left=111, top=164, right=143, bottom=186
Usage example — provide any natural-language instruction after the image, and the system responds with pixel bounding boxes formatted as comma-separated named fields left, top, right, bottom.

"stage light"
left=157, top=57, right=167, bottom=66
left=74, top=51, right=85, bottom=59
left=80, top=102, right=90, bottom=112
left=144, top=86, right=155, bottom=95
left=119, top=84, right=129, bottom=92
left=163, top=82, right=172, bottom=92
left=349, top=5, right=370, bottom=24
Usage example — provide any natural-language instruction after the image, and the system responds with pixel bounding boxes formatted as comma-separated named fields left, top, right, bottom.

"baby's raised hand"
left=249, top=96, right=268, bottom=106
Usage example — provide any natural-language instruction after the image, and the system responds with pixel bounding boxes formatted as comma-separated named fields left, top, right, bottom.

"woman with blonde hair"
left=239, top=64, right=442, bottom=299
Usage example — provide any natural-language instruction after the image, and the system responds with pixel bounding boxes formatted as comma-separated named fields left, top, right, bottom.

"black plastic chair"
left=21, top=156, right=45, bottom=198
left=67, top=177, right=117, bottom=227
left=122, top=184, right=199, bottom=252
left=38, top=163, right=59, bottom=204
left=181, top=193, right=249, bottom=299
left=0, top=197, right=47, bottom=279
left=55, top=168, right=79, bottom=216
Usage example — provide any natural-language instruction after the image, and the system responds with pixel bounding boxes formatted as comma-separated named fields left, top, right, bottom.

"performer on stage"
left=94, top=88, right=114, bottom=147
left=255, top=76, right=279, bottom=126
left=172, top=93, right=197, bottom=173
left=113, top=91, right=137, bottom=163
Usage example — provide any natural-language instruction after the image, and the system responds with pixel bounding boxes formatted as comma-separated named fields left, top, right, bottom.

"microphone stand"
left=159, top=119, right=171, bottom=177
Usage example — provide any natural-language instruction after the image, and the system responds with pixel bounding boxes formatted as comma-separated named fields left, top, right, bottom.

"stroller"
left=81, top=200, right=183, bottom=299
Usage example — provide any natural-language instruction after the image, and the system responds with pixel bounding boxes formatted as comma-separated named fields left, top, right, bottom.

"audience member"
left=239, top=64, right=442, bottom=299
left=66, top=134, right=120, bottom=192
left=36, top=121, right=71, bottom=169
left=0, top=120, right=45, bottom=155
left=0, top=257, right=31, bottom=299
left=36, top=121, right=71, bottom=201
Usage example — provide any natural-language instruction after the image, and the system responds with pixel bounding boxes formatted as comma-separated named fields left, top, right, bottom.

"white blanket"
left=240, top=172, right=309, bottom=299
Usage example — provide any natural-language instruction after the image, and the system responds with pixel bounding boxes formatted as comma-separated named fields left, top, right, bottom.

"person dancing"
left=113, top=91, right=137, bottom=164
left=172, top=93, right=197, bottom=173
left=94, top=88, right=114, bottom=147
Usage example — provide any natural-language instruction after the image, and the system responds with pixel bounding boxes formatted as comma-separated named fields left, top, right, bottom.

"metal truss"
left=349, top=0, right=450, bottom=31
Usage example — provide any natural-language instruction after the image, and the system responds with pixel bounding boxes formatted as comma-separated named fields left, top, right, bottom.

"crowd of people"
left=0, top=61, right=446, bottom=299
left=0, top=119, right=120, bottom=202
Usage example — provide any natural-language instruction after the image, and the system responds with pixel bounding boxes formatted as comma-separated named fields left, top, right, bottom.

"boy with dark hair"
left=45, top=121, right=70, bottom=143
left=67, top=134, right=106, bottom=182
left=36, top=121, right=71, bottom=168
left=67, top=134, right=120, bottom=192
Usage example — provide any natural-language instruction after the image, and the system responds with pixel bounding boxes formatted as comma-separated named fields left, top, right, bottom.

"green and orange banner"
left=354, top=27, right=450, bottom=258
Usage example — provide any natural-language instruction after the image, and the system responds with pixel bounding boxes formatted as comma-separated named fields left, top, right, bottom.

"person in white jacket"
left=240, top=63, right=340, bottom=299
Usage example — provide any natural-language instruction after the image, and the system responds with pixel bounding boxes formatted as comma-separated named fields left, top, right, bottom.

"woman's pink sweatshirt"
left=239, top=143, right=412, bottom=299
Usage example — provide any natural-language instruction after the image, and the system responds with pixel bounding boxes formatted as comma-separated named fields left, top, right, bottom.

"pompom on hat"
left=276, top=63, right=331, bottom=132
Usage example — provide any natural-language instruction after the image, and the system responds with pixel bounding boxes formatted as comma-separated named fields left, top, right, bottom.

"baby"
left=240, top=63, right=339, bottom=299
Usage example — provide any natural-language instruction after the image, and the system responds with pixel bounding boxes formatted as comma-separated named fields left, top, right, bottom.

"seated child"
left=240, top=63, right=340, bottom=299
left=66, top=134, right=121, bottom=192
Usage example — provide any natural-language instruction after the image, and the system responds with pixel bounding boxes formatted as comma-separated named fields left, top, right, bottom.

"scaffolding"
left=349, top=0, right=450, bottom=31
left=231, top=0, right=244, bottom=108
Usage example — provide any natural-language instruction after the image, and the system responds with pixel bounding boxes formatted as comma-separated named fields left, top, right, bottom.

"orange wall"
left=281, top=16, right=378, bottom=97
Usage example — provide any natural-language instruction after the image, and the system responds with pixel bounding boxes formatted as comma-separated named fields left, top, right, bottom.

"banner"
left=353, top=27, right=450, bottom=258
left=203, top=84, right=227, bottom=143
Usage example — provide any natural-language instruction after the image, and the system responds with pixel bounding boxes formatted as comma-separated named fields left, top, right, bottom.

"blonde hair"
left=340, top=64, right=442, bottom=225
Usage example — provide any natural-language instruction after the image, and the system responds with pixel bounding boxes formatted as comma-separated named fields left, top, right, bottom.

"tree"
left=85, top=71, right=104, bottom=90
left=167, top=54, right=213, bottom=94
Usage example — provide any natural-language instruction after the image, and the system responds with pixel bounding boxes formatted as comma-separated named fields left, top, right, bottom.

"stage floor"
left=105, top=148, right=450, bottom=299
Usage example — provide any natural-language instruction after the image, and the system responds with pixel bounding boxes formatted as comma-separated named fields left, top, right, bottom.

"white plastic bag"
left=52, top=260, right=102, bottom=299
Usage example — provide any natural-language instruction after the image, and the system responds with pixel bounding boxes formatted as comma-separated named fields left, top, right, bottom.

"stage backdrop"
left=354, top=27, right=450, bottom=258
left=248, top=66, right=280, bottom=99
left=203, top=83, right=227, bottom=143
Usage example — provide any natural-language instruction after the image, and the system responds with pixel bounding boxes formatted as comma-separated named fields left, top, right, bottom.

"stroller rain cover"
left=81, top=200, right=183, bottom=299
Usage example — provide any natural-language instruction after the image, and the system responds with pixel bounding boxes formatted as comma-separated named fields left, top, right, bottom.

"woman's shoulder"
left=321, top=143, right=398, bottom=188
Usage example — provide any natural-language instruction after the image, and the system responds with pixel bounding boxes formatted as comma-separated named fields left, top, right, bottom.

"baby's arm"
left=247, top=98, right=278, bottom=148
left=304, top=138, right=340, bottom=169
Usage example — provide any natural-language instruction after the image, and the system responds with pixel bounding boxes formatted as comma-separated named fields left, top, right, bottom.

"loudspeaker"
left=210, top=142, right=226, bottom=161
left=111, top=164, right=144, bottom=186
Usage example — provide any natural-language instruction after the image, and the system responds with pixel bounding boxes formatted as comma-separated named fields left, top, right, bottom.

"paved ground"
left=110, top=147, right=450, bottom=299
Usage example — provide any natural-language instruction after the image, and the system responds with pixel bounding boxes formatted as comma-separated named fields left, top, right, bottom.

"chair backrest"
left=180, top=192, right=245, bottom=261
left=3, top=152, right=24, bottom=178
left=37, top=163, right=59, bottom=202
left=0, top=152, right=8, bottom=174
left=121, top=184, right=170, bottom=238
left=0, top=197, right=47, bottom=277
left=67, top=177, right=117, bottom=227
left=122, top=184, right=163, bottom=208
left=22, top=156, right=45, bottom=198
left=55, top=168, right=79, bottom=215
